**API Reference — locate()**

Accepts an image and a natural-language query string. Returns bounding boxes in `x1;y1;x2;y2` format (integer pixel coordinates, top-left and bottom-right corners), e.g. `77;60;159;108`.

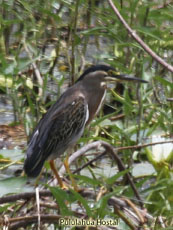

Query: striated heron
24;64;147;187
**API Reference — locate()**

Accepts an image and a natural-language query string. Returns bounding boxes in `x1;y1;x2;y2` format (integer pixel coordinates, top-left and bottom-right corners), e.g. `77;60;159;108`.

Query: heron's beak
107;70;148;83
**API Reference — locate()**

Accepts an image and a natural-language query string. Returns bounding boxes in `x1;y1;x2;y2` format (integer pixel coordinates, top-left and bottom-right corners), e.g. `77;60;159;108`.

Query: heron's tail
23;148;45;177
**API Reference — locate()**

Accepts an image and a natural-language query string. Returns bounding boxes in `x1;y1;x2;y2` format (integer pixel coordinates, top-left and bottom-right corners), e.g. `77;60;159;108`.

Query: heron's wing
43;96;88;154
24;96;88;177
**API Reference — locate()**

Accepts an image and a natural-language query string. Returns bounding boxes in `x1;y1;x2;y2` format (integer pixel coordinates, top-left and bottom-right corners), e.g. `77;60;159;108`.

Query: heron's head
77;64;147;89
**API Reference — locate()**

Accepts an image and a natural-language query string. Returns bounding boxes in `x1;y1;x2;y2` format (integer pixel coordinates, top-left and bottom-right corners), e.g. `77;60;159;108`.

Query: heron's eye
100;81;107;88
108;70;120;76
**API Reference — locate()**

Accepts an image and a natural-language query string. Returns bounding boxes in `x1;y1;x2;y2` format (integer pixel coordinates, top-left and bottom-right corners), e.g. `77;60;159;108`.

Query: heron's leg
64;155;78;191
49;160;65;188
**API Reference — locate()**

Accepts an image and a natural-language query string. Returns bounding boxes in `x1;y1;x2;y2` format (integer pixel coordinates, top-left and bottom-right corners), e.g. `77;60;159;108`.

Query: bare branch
0;190;52;204
3;214;61;230
59;141;103;175
59;139;173;208
59;139;173;175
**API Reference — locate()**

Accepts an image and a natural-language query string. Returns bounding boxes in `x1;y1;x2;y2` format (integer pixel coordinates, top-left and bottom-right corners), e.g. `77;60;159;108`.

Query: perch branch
60;140;173;175
59;139;173;208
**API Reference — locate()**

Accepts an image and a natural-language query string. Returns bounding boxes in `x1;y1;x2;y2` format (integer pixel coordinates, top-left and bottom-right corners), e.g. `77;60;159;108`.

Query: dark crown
76;64;115;82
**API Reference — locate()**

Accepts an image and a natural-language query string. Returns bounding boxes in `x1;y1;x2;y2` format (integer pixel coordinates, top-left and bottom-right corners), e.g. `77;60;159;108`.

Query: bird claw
60;181;70;190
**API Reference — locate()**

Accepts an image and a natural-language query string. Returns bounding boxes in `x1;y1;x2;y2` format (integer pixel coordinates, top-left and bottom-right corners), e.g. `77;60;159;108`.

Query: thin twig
40;201;58;210
73;150;107;174
99;141;144;208
59;141;104;175
122;198;145;224
108;0;173;73
0;190;52;204
22;35;43;97
167;98;173;102
115;139;173;151
2;214;61;230
35;187;40;230
113;205;135;230
0;160;21;171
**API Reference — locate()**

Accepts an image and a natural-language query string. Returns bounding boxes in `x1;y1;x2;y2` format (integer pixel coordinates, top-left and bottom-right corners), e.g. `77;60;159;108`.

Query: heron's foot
64;156;79;192
49;160;65;188
60;180;70;190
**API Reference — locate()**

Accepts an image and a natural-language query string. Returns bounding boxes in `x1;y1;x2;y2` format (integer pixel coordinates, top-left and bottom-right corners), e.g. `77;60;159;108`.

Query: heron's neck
84;86;106;125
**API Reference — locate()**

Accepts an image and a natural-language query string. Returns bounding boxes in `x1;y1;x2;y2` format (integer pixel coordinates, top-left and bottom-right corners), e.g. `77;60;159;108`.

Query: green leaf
106;169;130;185
49;187;73;216
0;204;11;213
137;28;162;41
95;196;108;218
91;112;117;127
123;88;133;116
80;27;108;36
95;191;119;218
17;57;40;72
154;76;173;89
70;189;92;217
73;174;101;186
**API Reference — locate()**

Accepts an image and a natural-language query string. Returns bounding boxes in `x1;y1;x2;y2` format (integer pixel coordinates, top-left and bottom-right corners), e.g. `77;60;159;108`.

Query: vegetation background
0;0;173;229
